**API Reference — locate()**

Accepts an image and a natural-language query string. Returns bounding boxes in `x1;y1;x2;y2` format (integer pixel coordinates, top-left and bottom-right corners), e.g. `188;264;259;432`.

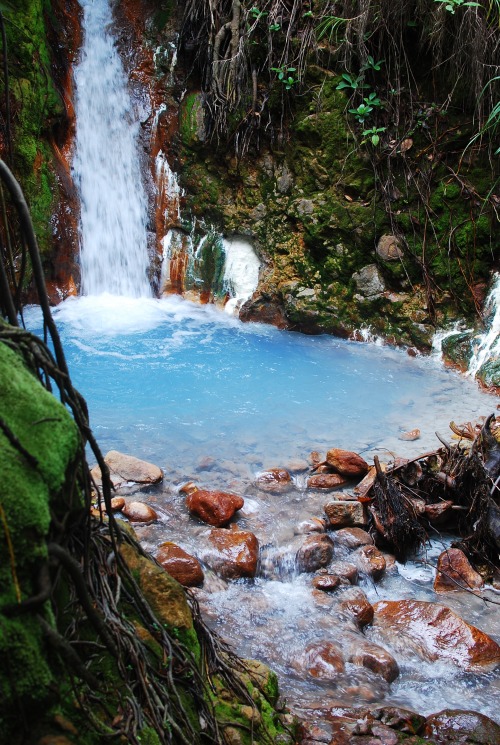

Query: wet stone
338;587;374;627
312;573;341;592
329;561;358;584
325;448;370;477
333;527;373;549
294;517;326;535
156;542;204;587
296;534;334;572
434;547;484;593
354;545;386;580
324;500;367;528
424;709;500;744
122;500;158;523
308;473;347;490
185;487;244;527
255;468;291;491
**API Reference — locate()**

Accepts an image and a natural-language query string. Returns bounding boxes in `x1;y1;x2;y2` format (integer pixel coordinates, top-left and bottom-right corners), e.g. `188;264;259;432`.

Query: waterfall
72;0;151;298
222;237;261;314
468;272;500;376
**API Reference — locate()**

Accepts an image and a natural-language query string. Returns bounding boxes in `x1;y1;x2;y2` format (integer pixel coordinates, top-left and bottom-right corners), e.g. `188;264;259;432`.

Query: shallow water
24;295;500;723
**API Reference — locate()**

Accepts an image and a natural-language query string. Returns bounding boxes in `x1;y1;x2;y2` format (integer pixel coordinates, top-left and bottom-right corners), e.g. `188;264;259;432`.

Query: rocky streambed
91;418;500;744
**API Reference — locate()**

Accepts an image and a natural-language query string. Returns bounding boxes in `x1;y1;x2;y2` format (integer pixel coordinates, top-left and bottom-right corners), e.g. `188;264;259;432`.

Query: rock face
185;488;244;527
372;600;500;671
352;264;386;297
325;448;369;477
296;534;334;572
156;542;204;587
434;547;484;593
92;450;163;485
205;527;259;579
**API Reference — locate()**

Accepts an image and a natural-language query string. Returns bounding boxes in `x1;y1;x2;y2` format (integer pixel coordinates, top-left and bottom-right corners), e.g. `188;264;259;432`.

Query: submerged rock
338;587;374;628
299;640;345;680
255;467;292;491
296;534;334;572
372;599;500;671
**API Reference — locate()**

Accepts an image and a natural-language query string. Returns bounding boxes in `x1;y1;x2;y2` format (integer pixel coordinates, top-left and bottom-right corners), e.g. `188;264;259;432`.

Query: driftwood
357;414;500;569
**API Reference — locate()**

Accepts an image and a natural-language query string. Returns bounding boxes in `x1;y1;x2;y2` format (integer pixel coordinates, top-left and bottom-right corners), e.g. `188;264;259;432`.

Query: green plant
271;66;298;89
349;103;373;122
361;55;384;72
249;6;268;20
364;91;382;107
336;72;365;92
269;22;281;31
434;0;481;12
316;14;349;41
362;126;386;145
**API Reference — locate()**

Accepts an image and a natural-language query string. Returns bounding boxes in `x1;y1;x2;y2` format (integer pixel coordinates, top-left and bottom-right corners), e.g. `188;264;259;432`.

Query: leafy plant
349;103;373;122
249;6;268;20
269;23;281;31
271;66;298;89
336;72;365;92
434;0;481;13
362;126;386;145
364;91;382;107
361;55;384;72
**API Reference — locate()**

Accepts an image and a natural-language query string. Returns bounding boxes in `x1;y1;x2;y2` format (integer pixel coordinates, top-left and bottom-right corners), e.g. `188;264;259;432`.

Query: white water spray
222;237;260;314
72;0;151;297
468;272;500;376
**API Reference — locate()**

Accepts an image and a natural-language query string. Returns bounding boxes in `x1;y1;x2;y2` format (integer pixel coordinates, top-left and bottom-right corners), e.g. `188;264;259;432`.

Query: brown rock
329;561;358;584
97;450;162;484
434;548;484;593
370;706;426;735
376;234;404;261
255;467;291;491
296;534;334;572
205;526;259;579
325;448;369;477
424;709;500;744
324;500;367;528
424;500;453;525
308;473;347;489
372;599;500;671
122;501;158;523
347;637;399;683
333;527;373;548
186;488;244;527
312;573;341;592
339;588;374;627
398;428;420;441
110;496;125;511
156;542;204;587
355;544;386;580
294;517;326;535
301;641;345;679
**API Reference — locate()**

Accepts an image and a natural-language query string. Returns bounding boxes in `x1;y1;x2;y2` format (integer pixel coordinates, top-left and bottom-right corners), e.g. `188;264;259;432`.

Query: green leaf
371;134;380;146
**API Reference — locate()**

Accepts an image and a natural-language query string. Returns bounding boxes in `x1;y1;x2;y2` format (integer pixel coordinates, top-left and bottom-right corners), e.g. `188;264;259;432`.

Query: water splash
72;0;151;297
222;237;261;314
468;272;500;377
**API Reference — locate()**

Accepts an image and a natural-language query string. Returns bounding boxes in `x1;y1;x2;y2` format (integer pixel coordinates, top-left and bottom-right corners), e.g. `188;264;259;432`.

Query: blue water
25;294;497;480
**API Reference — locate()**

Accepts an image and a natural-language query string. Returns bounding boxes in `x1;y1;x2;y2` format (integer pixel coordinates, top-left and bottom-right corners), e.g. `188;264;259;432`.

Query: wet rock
333;527;373;549
110;496;125;511
122;501;158;523
352;264;386;298
329;561;358;584
308;473;348;489
370;706;426;735
205;526;259;579
398;428;420;441
434;547;484;593
346;636;399;683
325;448;370;477
325;500;367;528
372;599;500;671
310;451;323;468
424;500;454;525
354;545;386;580
239;294;290;329
424;709;500;744
296;534;334;572
312;573;341;592
376;234;404;261
255;468;291;491
370;723;399;744
185;487;244;527
300;641;345;679
156;542;204;587
93;450;163;485
294;517;326;535
339;587;374;627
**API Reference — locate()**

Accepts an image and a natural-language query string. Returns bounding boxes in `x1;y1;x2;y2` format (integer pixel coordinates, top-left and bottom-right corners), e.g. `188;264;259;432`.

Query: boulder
424;709;500;744
205;526;259;579
255;468;291;491
376;234;404;261
296;534;334;572
122;501;158;523
325;448;369;477
333;527;373;549
185;487;244;527
354;545;386;580
300;641;345;679
308;473;347;489
352;264;386;297
372;600;500;671
312;573;341;592
346;636;399;683
339;587;374;627
92;450;163;485
156;542;204;587
434;547;484;593
324;500;367;528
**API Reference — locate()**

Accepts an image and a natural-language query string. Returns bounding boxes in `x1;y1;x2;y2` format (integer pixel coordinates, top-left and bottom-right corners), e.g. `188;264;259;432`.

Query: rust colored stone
156;542;204;587
308;473;347;489
434;548;484;593
205;527;259;579
355;545;386;580
325;448;369;477
296;534;334;572
186;489;244;527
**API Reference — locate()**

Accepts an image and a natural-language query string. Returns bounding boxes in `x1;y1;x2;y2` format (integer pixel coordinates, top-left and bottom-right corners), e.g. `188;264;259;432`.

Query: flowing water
47;0;500;728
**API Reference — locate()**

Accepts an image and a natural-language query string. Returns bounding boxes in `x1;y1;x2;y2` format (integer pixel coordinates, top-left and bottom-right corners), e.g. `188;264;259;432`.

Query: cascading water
468;272;500;376
72;0;151;298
